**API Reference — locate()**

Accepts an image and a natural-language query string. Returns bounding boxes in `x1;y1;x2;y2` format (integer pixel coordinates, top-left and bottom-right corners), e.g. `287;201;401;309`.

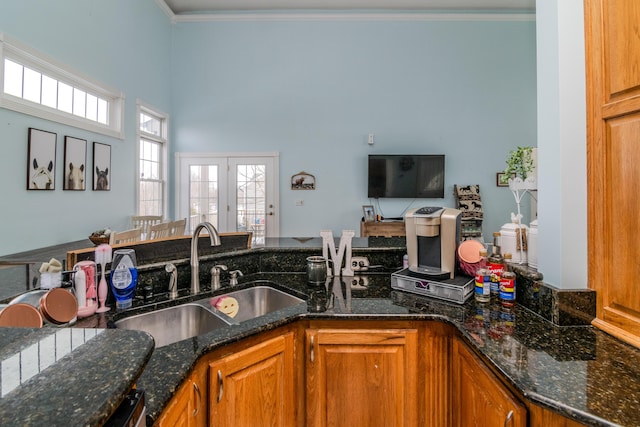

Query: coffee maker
404;207;461;280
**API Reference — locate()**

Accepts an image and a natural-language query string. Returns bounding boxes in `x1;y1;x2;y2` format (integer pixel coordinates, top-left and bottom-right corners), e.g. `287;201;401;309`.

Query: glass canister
306;256;328;284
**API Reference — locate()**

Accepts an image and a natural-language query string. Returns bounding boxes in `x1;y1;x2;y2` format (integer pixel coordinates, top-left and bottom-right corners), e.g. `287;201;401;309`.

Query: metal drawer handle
310;335;315;363
217;369;224;403
192;382;201;416
504;410;514;427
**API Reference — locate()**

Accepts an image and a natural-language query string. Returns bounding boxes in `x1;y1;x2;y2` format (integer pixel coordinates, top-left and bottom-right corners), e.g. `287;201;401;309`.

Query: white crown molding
173;12;535;23
154;0;178;23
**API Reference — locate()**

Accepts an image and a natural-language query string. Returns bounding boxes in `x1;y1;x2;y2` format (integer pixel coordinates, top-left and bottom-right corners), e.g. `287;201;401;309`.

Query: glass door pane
187;164;219;234
235;163;267;244
177;153;278;243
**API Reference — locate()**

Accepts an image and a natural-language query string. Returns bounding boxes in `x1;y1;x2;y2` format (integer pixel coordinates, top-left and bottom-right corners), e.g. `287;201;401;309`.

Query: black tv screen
368;154;445;198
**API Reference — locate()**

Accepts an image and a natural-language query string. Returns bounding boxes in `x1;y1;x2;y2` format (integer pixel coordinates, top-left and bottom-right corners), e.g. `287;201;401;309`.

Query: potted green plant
500;146;536;189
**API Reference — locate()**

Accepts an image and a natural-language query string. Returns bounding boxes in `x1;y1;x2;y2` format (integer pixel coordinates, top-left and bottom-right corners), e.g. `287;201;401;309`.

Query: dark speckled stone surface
1;238;636;427
0;327;153;427
73;270;639;427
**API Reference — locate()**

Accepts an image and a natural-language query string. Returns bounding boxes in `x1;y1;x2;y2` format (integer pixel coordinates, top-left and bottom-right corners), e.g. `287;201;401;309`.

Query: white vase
508;177;537;191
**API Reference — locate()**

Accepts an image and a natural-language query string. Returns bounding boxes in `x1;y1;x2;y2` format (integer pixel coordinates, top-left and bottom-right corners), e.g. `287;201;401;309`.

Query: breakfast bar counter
1;238;639;426
76;271;637;427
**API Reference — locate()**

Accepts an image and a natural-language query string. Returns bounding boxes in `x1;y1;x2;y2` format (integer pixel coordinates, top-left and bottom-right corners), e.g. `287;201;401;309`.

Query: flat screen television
368;154;445;198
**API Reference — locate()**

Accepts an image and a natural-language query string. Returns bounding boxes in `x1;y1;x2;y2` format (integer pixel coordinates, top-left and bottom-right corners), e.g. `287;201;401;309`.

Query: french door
176;153;279;244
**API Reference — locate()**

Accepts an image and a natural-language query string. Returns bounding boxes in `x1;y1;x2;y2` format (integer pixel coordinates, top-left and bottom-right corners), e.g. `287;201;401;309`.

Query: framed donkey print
93;142;111;191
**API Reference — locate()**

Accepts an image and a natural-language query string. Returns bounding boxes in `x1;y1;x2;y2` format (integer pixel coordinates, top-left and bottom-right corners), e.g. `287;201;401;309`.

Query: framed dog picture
63;136;87;191
27;128;57;190
93;142;111;191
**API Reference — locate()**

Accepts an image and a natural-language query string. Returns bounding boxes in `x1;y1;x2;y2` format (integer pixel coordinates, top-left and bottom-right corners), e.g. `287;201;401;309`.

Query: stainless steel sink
115;303;231;348
208;285;305;322
115;285;304;347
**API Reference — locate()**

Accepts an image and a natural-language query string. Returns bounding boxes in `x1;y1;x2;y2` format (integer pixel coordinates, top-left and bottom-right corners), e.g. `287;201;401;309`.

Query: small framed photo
93;142;111;191
291;171;315;190
64;136;87;191
362;205;376;222
27;128;57;190
496;172;515;187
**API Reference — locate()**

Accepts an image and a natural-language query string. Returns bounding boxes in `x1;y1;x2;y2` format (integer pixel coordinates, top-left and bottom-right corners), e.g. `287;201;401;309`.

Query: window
137;103;168;217
0;33;124;138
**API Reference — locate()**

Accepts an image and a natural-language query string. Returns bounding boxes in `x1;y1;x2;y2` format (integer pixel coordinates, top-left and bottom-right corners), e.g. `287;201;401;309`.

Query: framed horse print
27;128;57;190
93;142;111;191
64;136;86;191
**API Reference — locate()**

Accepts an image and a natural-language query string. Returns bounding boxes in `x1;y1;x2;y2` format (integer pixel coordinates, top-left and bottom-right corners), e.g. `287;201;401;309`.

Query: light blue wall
171;18;537;240
0;0;172;256
0;3;537;256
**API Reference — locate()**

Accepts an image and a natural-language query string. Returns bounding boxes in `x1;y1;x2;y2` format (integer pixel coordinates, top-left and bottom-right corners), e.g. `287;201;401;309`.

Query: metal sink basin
115;303;231;348
209;285;305;323
115;285;304;347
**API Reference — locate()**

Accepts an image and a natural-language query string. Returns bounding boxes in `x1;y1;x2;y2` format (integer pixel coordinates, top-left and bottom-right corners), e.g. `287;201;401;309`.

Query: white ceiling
162;0;535;14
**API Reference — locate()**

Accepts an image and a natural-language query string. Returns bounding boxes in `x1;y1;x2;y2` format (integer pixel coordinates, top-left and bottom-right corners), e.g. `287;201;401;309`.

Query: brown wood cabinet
208;333;296;427
156;359;207;427
452;338;526;427
155;319;588;427
360;220;405;237
585;0;640;346
305;327;418;427
528;403;587;427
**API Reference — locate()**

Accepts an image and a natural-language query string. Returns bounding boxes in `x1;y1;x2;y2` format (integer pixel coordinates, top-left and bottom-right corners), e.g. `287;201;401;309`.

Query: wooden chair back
168;218;187;237
131;215;162;238
148;222;170;240
109;228;142;245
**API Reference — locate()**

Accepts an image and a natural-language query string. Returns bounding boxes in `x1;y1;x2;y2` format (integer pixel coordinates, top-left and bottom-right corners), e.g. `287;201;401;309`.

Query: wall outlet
350;277;369;289
351;256;370;271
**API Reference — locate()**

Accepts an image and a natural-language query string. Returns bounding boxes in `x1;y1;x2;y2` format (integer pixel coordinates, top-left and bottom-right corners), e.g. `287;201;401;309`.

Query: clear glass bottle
487;232;504;299
500;252;516;309
474;248;491;303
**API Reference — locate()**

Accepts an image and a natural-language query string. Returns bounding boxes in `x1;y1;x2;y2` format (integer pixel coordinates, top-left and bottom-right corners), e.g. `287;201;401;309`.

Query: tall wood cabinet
585;0;640;346
305;327;418;427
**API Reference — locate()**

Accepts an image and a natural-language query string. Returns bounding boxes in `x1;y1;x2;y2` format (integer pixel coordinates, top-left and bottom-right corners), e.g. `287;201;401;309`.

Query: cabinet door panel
306;328;418;427
586;0;640;346
157;368;206;427
209;333;295;427
452;339;526;427
603;0;640;99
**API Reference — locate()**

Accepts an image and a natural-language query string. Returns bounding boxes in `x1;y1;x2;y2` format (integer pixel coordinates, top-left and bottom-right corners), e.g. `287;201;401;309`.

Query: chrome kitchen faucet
190;222;221;295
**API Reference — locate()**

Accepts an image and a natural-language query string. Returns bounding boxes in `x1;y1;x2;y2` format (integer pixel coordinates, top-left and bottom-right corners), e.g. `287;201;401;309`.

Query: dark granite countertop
76;272;638;427
0;327;154;427
2;238;639;427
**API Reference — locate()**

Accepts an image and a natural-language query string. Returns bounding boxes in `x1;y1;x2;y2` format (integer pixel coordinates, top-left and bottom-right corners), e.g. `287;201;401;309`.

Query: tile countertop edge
0;328;154;427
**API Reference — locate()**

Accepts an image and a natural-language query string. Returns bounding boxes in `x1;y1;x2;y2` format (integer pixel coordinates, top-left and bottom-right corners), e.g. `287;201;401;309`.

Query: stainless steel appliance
405;206;461;279
103;389;145;427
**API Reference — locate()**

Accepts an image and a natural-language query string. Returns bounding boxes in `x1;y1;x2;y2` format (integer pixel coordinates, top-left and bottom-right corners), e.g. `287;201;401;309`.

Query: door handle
504;410;514;427
192;382;201;416
217;370;224;403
